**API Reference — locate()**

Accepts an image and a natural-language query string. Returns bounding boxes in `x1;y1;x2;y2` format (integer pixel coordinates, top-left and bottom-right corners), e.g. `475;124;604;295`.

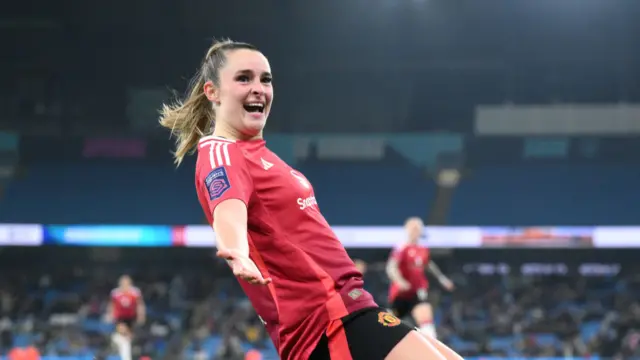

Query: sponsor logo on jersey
377;311;401;327
297;196;317;210
348;289;363;300
205;166;231;200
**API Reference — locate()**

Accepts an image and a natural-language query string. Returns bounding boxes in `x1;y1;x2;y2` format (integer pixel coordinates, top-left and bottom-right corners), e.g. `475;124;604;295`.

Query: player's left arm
105;302;114;323
386;254;411;290
136;290;146;324
427;261;455;291
105;290;116;323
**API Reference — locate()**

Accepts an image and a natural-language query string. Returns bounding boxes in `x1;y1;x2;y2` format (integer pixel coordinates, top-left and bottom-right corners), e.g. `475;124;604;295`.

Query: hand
217;249;272;285
441;278;455;291
396;280;412;291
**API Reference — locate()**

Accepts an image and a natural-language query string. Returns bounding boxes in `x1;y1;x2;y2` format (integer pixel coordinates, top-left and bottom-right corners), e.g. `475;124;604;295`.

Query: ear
203;80;220;103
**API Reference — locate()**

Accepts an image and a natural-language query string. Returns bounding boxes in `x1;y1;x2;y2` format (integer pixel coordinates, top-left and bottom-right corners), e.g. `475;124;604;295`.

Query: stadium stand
0;248;638;359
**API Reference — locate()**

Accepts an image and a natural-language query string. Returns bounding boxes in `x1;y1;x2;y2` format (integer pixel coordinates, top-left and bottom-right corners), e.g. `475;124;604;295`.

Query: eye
236;75;250;83
261;76;272;84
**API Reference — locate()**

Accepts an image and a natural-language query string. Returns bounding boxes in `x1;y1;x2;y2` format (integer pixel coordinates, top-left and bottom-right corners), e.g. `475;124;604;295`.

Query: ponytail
159;72;215;166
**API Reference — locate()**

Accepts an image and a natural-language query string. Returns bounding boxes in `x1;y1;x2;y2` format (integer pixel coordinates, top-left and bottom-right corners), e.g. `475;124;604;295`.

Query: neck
213;122;263;141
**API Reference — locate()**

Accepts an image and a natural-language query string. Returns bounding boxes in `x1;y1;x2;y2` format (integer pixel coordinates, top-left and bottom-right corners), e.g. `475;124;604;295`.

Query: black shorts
309;307;415;360
115;316;136;329
390;291;428;320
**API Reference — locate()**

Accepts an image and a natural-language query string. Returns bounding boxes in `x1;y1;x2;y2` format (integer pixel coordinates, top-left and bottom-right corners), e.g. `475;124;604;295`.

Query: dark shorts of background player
390;292;428;320
115;316;136;330
309;307;415;360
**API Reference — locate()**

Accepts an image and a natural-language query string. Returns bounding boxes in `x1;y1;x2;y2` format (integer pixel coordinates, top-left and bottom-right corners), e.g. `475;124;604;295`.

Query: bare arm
136;297;146;324
213;199;250;257
105;302;114;322
214;199;270;285
428;261;454;290
386;258;410;288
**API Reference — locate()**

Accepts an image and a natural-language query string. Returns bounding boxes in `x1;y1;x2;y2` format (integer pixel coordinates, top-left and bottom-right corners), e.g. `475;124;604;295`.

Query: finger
237;270;259;281
216;249;234;259
255;277;272;285
253;272;272;284
231;266;246;277
247;272;264;283
249;277;271;285
243;272;271;285
235;269;252;279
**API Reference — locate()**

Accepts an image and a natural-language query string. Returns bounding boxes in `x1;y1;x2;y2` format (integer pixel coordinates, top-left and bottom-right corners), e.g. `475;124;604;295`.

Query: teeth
247;103;264;108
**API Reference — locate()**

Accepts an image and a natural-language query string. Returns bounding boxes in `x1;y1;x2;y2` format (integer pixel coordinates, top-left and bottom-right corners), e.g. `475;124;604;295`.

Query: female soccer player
387;217;454;338
106;275;145;360
159;38;463;360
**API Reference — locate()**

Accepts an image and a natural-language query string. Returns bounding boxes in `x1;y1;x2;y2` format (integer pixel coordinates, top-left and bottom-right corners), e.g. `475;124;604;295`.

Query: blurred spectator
214;333;245;360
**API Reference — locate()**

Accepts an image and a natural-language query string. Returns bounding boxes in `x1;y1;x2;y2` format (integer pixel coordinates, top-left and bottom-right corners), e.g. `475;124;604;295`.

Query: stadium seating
0;159;434;225
0;256;635;359
450;164;640;225
299;160;435;225
0;161;201;224
4;160;640;227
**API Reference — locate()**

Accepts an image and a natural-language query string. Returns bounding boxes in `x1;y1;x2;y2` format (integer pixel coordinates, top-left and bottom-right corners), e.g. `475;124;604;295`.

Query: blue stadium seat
450;164;640;225
0;161;201;224
299;161;434;225
0;160;433;225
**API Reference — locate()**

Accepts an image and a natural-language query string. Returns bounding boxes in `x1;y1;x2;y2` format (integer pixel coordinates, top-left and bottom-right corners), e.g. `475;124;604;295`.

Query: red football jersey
110;287;141;319
195;136;377;360
388;244;430;302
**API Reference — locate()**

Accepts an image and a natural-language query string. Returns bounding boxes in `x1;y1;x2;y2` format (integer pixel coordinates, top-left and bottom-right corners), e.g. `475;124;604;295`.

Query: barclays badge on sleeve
205;166;231;200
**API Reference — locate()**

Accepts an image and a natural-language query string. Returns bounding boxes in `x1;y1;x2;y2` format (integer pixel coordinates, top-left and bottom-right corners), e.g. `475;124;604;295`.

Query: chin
242;123;266;137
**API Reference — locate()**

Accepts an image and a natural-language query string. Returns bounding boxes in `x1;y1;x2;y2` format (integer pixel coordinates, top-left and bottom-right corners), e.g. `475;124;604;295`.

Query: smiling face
203;48;273;139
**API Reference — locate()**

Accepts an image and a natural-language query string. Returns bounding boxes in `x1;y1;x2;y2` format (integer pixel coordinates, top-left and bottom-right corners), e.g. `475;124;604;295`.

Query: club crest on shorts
377;311;400;327
205;166;231;200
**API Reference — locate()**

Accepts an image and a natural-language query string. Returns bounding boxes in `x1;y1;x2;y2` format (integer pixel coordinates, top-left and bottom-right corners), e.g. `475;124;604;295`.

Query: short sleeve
390;246;406;262
196;140;254;215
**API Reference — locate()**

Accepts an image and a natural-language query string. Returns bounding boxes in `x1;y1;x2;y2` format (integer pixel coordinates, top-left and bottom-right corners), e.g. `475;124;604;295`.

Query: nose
250;80;266;95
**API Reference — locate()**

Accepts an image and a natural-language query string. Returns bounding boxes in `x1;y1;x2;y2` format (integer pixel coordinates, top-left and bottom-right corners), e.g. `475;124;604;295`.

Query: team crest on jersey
377;311;401;327
205;166;231;200
348;289;363;300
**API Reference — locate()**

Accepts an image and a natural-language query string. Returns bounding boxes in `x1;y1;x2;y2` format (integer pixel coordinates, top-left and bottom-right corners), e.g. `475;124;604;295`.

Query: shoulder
195;137;253;186
197;136;244;169
110;288;119;297
132;287;142;297
391;245;407;258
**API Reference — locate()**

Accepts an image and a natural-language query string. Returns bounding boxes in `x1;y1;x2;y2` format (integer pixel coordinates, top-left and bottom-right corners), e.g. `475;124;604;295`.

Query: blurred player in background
106;275;145;360
386;217;454;338
354;259;368;274
160;38;463;360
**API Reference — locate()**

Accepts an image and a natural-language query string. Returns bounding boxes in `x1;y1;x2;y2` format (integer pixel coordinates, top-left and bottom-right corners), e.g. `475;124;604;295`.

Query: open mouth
243;103;265;114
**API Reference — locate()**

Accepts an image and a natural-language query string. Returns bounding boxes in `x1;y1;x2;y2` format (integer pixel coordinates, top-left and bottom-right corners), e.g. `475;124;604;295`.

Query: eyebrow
236;69;272;77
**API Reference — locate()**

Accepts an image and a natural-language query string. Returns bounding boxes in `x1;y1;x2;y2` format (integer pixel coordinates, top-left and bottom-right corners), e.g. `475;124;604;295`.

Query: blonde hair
404;216;424;227
159;38;258;165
